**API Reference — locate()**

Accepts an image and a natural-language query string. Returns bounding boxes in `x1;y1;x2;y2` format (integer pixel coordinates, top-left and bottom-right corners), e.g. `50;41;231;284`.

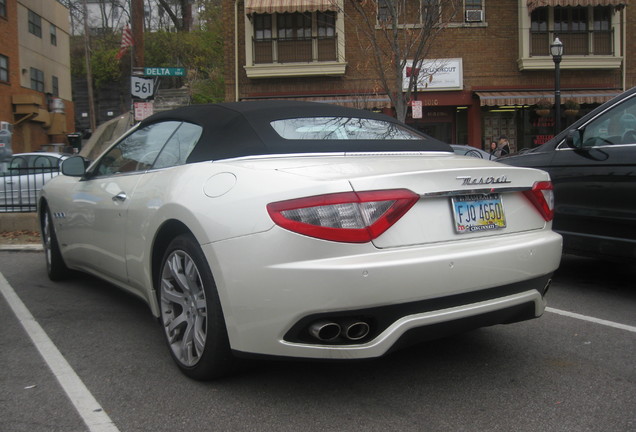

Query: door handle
112;192;127;202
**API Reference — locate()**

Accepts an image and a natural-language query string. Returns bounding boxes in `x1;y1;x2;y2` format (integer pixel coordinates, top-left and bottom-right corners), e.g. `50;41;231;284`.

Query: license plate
452;193;506;234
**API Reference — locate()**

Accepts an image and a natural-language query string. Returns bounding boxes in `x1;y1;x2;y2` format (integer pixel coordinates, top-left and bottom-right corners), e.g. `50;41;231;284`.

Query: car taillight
523;181;554;221
267;189;419;243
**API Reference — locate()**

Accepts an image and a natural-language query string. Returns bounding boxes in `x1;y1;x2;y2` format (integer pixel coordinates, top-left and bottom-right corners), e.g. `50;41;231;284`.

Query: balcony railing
253;35;338;64
530;30;614;57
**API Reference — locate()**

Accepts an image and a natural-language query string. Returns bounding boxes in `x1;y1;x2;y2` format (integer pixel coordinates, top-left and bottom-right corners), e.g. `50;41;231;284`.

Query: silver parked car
450;144;497;160
39;102;562;379
0;152;68;212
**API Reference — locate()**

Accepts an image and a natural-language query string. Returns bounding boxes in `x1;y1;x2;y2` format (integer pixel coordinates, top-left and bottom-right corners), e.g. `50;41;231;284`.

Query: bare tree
155;0;193;31
342;0;460;123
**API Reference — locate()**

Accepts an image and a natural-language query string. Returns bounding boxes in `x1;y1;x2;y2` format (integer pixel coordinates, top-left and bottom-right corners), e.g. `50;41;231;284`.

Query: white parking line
0;273;120;432
546;307;636;333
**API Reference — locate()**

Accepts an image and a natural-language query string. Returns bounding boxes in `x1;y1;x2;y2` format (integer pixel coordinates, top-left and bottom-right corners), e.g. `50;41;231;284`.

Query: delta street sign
144;67;186;77
131;76;154;99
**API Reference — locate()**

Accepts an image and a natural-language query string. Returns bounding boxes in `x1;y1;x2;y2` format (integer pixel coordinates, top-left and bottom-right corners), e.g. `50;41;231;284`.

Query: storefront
475;89;621;152
407;90;473;145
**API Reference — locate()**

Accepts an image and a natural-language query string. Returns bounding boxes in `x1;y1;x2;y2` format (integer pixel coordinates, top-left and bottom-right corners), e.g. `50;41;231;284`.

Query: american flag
115;24;134;60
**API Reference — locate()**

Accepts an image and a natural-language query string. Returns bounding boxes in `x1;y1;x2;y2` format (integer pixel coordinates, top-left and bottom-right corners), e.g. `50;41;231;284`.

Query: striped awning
244;95;392;109
245;0;340;14
475;90;621;106
527;0;627;12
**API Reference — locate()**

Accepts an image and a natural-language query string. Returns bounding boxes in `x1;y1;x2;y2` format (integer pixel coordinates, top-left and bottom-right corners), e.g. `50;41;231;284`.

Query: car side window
581;96;636;147
32;156;58;169
94;121;181;176
152;122;202;169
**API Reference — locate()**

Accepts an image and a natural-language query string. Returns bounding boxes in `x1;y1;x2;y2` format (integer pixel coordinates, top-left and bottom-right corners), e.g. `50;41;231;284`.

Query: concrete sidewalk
0;243;43;251
0;213;42;251
0;212;39;232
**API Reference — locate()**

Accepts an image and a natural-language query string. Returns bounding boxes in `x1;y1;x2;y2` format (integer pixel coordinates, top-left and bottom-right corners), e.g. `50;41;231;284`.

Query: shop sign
403;58;463;91
412;100;422;119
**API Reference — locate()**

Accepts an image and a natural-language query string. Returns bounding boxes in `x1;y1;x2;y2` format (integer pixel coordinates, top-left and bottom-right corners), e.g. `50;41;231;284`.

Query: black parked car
501;87;636;262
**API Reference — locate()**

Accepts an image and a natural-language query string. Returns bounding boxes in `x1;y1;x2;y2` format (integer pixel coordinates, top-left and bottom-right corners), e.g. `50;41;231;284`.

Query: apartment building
0;0;74;155
223;0;634;151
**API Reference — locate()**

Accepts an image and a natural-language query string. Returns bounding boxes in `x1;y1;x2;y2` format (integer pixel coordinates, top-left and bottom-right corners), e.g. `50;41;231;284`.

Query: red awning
527;0;627;12
475;90;621;106
245;0;340;14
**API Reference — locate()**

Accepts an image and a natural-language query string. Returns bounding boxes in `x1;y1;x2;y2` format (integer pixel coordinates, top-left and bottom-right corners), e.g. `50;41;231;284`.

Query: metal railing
530;30;614;57
0;165;60;213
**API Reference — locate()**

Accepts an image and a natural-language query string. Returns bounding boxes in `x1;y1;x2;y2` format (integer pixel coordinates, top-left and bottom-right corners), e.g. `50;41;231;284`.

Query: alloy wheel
160;250;208;367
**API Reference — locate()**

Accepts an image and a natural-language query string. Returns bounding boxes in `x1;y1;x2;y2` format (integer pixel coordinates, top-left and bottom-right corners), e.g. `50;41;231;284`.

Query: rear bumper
204;229;562;359
236;283;547;360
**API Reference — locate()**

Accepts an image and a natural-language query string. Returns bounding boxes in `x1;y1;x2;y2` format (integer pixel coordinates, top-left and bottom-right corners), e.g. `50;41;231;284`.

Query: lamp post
550;37;564;135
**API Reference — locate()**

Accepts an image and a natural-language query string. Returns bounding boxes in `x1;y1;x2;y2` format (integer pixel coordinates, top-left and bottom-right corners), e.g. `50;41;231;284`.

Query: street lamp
550;37;564;135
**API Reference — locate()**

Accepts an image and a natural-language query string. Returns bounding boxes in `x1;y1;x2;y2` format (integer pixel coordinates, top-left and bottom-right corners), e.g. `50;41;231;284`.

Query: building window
52;76;59;97
30;67;44;92
50;24;57;46
277;13;312;62
252;11;337;64
377;0;441;26
0;55;8;82
464;0;483;22
530;6;613;56
0;0;6;18
28;10;42;38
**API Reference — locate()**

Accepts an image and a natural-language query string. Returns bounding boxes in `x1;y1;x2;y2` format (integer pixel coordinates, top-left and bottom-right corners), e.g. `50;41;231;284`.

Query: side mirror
61;156;88;177
565;129;583;149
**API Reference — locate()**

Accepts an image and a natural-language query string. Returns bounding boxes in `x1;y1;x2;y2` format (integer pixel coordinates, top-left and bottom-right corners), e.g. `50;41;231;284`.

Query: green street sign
144;67;186;77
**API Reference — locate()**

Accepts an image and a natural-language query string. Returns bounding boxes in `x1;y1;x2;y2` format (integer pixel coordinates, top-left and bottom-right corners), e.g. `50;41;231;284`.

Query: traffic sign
144;67;186;77
134;101;154;121
131;76;154;99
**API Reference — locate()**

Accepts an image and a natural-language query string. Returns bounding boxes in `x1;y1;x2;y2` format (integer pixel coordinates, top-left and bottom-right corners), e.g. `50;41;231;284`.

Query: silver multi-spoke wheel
160;250;208;367
158;234;235;379
41;206;68;281
161;250;207;366
42;209;53;269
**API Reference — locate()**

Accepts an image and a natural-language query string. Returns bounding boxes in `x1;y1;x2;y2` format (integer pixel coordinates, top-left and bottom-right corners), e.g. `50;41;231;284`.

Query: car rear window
271;117;422;141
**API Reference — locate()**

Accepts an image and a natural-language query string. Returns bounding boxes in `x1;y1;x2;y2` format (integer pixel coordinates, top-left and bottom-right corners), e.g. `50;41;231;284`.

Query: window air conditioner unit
0;122;12;133
465;9;483;22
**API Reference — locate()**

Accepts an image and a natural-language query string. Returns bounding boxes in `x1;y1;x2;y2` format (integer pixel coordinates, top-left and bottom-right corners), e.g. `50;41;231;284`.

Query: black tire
41;205;69;281
158;234;235;380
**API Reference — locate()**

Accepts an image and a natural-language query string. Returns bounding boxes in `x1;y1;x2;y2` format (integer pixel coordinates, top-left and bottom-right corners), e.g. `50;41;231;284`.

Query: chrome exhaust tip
343;321;370;341
309;321;341;341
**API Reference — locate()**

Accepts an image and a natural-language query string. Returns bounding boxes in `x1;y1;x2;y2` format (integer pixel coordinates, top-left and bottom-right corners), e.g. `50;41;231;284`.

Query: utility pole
131;0;144;68
81;0;96;132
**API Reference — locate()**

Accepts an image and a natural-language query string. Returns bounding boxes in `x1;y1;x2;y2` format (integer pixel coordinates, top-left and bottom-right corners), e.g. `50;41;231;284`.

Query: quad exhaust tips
309;319;371;342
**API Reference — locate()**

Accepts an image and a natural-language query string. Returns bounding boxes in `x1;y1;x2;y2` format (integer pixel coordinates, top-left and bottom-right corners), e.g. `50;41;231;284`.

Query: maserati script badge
456;175;512;186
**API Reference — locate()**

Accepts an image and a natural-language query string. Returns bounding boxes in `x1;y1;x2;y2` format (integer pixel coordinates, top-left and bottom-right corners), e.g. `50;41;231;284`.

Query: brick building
0;0;74;156
223;0;634;151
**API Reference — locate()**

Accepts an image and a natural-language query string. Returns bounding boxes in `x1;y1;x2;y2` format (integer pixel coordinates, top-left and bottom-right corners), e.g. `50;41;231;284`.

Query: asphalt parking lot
1;251;635;432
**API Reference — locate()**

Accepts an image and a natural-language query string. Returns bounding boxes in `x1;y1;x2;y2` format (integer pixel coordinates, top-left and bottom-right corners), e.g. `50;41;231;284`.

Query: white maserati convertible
39;101;562;380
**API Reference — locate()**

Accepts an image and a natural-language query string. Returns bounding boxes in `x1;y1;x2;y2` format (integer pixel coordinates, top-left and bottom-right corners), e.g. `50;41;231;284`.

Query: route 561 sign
131;76;154;100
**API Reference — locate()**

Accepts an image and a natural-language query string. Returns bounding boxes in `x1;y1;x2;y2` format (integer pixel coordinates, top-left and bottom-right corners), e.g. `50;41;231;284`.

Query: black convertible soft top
138;100;452;163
